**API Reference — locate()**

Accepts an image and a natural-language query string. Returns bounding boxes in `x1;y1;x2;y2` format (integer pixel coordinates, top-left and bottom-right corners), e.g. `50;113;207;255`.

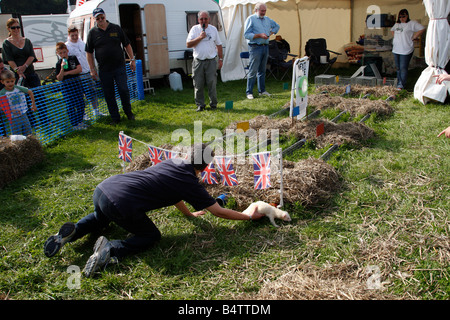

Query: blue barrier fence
0;60;144;145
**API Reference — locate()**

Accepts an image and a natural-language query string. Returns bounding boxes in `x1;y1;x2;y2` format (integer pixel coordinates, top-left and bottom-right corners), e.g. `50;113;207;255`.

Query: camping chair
240;51;250;79
267;39;296;80
305;38;341;76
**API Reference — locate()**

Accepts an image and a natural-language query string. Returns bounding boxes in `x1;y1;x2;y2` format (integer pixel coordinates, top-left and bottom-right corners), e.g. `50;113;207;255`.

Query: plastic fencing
0;60;144;146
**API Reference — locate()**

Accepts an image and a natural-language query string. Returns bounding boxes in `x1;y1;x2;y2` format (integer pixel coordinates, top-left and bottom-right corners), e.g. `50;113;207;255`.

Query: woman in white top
391;9;425;90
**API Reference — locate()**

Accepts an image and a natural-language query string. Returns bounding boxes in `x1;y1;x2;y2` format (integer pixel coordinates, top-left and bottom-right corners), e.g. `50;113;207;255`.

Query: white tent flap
414;0;450;104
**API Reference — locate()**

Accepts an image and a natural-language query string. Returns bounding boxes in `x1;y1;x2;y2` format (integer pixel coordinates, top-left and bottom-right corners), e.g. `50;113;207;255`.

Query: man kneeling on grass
44;143;264;277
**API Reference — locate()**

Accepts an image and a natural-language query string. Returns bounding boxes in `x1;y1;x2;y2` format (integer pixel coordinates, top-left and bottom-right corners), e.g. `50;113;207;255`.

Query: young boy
66;25;104;119
55;42;87;130
0;69;37;136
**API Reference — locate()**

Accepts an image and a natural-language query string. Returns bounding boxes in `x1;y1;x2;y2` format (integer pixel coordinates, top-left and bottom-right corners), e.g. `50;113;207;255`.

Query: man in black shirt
85;8;135;125
44;144;264;277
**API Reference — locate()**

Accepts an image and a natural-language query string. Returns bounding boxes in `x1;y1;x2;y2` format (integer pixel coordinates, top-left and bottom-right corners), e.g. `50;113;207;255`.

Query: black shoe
196;106;205;112
44;222;76;257
126;113;135;121
210;105;217;110
83;236;115;278
109;119;121;125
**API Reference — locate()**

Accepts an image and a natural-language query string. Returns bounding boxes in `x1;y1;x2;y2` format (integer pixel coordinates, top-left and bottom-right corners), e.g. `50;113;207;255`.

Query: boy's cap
93;8;105;17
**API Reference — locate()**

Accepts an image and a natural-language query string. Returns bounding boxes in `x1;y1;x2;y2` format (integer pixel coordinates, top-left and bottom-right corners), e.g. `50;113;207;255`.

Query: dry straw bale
201;157;341;210
315;84;398;97
288;118;375;148
0;135;44;189
229;115;375;149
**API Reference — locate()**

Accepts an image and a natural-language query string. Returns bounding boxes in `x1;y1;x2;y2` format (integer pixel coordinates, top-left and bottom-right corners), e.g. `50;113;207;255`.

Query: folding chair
305;38;341;76
267;39;296;80
240;51;250;79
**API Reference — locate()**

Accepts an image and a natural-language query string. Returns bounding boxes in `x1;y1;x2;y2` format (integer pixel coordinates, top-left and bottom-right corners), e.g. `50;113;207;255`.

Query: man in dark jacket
85;8;135;125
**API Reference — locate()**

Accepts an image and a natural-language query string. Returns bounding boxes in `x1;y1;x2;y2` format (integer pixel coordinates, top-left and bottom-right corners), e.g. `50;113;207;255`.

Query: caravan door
144;4;169;77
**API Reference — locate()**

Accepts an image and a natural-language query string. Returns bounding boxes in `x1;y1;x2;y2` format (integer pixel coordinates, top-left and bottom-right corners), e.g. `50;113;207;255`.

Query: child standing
55;42;86;130
0;69;36;136
65;25;104;119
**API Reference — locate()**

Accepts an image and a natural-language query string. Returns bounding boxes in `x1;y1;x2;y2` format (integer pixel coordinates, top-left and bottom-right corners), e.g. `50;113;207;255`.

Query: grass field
0;72;449;300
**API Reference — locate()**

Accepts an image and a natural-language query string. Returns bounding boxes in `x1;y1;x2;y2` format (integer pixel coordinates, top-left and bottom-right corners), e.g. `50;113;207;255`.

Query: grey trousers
192;58;218;108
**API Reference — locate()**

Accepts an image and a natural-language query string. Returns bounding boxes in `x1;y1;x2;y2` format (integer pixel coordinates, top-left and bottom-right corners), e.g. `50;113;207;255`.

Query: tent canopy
220;0;428;82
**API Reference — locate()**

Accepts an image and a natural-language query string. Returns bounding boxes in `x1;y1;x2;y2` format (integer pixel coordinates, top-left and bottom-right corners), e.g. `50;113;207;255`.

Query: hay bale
203;157;341;210
288;119;375;148
0;135;44;189
308;93;394;116
228;115;375;149
315;84;398;97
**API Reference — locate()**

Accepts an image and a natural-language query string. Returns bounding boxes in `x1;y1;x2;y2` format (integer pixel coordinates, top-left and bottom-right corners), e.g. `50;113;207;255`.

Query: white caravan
68;0;226;79
0;14;70;79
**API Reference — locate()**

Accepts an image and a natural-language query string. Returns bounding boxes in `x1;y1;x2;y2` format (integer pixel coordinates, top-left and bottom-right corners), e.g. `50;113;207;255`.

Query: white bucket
10;135;27;141
169;72;183;91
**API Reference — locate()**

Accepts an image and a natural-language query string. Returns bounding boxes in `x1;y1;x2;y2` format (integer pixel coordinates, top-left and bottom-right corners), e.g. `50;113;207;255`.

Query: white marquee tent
220;0;429;82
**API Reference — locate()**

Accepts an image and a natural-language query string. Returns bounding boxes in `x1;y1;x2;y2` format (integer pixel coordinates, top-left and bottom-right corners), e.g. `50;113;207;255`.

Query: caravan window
186;12;222;32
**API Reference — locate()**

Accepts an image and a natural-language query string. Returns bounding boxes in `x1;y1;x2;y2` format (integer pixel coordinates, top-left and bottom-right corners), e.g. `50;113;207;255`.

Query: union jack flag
201;162;219;184
164;150;176;160
148;146;164;165
251;152;271;189
118;133;132;162
215;156;239;186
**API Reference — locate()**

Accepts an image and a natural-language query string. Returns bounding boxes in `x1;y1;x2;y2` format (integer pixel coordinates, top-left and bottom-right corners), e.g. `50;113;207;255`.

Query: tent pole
350;0;354;42
296;1;302;56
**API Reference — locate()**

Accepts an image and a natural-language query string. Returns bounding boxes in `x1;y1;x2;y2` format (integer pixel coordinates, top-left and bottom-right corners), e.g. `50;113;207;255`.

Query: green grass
0;75;449;300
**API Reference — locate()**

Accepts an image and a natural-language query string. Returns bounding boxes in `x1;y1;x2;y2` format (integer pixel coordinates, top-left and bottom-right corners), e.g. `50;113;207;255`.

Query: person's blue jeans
62;77;85;127
246;44;269;95
98;65;133;121
18;72;50;128
394;52;413;89
70;187;161;258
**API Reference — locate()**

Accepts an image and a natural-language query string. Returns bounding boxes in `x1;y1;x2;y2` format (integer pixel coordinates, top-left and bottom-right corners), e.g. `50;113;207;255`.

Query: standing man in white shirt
187;11;223;112
65;25;104;118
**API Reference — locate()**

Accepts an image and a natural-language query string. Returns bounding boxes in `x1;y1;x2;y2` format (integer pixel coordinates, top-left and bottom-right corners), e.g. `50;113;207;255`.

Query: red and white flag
201;162;219;185
215;156;239;186
118;133;132;163
251;152;271;189
148;146;164;165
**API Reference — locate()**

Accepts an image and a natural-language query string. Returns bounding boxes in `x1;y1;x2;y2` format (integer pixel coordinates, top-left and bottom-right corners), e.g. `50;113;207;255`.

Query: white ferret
243;201;291;227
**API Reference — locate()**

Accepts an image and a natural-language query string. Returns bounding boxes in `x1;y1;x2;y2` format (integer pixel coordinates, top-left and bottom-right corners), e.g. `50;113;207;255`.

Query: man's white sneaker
73;123;87;131
259;91;272;97
246;94;254;100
